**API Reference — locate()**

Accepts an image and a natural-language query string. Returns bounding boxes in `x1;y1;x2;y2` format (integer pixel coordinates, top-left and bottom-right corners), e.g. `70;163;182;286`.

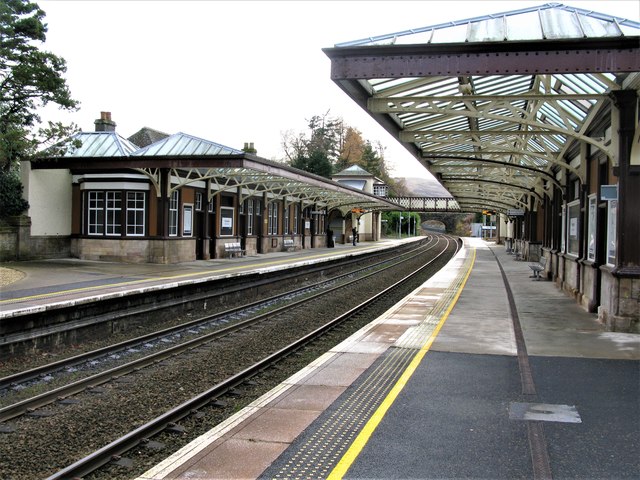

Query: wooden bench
224;242;245;258
283;239;295;252
529;256;547;280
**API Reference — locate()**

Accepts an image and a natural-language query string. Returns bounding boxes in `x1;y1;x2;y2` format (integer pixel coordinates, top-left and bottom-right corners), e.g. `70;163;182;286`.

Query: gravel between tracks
0;240;457;479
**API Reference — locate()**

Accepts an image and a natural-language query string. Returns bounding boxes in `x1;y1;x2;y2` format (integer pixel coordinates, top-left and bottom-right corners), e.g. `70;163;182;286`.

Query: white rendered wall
23;162;72;236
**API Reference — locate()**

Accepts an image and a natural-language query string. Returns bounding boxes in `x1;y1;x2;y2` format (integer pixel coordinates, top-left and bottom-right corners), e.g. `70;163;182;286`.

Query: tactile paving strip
267;249;474;479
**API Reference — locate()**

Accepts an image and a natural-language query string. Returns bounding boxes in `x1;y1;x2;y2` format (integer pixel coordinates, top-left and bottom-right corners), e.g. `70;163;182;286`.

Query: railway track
0;234;460;480
0;236;436;420
0;238;425;367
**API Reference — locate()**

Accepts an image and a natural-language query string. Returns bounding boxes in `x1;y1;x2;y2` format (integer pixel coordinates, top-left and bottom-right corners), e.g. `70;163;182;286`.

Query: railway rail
0;238;425;364
0;236;435;420
0;234;460;480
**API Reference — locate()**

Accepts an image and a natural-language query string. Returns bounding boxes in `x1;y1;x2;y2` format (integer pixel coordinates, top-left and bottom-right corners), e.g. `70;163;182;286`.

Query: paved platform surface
0;239;400;316
133;237;639;480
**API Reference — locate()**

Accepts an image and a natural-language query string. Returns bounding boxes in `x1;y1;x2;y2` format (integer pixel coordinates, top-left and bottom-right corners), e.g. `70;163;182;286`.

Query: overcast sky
37;0;639;179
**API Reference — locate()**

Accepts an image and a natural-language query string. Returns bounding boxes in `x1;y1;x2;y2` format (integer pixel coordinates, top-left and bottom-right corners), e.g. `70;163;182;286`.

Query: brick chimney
242;142;257;154
94;111;116;132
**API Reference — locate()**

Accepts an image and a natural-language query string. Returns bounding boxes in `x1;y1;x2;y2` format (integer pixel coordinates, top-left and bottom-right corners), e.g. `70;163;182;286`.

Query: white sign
507;209;524;216
222;218;232;228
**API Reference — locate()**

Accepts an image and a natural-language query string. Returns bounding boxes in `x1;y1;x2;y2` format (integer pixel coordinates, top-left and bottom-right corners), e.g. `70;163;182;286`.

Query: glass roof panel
541;8;586;39
467;17;506;42
336;3;639;47
505;11;545;40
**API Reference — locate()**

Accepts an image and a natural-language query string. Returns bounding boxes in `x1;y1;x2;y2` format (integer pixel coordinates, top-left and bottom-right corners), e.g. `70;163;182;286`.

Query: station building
17;112;398;264
8;3;639;333
331;165;387;244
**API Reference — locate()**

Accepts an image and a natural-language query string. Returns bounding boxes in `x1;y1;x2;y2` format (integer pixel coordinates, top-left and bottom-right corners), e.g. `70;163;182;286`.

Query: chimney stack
94;111;116;132
243;142;257;154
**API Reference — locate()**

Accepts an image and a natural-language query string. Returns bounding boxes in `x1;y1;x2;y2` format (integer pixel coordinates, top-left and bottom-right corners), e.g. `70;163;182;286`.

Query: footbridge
384;196;460;213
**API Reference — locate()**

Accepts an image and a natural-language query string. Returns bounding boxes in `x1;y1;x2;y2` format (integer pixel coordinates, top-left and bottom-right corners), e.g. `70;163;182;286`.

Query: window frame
88;191;105;236
268;202;278;235
220;206;234;236
169;190;179;237
105;191;122;236
283;204;290;235
126;191;145;236
566;200;580;256
247;199;254;235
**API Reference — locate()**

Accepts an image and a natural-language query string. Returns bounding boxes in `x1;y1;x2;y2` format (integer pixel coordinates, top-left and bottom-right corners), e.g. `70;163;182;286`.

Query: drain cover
509;402;581;423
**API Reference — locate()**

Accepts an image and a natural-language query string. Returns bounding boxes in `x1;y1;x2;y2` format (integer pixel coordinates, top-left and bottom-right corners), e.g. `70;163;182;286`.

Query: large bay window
85;190;145;237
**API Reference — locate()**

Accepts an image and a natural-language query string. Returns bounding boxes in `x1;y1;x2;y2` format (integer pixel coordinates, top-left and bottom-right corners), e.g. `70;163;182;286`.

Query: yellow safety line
327;246;477;480
0;245;379;305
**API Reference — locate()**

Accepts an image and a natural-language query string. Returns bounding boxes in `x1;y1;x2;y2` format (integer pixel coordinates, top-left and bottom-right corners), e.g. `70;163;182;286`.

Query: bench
224;242;245;258
529;256;547;281
283;239;295;252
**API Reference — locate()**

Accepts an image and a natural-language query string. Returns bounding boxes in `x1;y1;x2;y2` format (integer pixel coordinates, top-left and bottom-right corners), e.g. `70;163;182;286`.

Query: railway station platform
129;236;638;480
0;238;406;316
2;237;638;479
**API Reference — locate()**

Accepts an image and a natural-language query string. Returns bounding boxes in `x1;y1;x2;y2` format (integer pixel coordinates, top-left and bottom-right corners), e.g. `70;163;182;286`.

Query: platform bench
224;242;245;258
529;256;547;281
283;239;295;252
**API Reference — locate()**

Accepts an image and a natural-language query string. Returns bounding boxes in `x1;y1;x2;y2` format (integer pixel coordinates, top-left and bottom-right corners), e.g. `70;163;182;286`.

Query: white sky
37;0;639;179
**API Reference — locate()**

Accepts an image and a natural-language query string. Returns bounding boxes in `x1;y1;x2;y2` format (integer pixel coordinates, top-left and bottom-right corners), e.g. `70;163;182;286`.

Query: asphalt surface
261;238;639;480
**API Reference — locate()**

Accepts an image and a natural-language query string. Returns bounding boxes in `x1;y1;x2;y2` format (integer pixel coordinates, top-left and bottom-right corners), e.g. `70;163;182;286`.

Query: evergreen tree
290;149;333;178
361;140;387;179
0;170;28;217
0;0;79;173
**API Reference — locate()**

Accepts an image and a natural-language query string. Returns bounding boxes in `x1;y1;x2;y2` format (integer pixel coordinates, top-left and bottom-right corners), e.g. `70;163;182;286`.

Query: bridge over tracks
384;196;460;213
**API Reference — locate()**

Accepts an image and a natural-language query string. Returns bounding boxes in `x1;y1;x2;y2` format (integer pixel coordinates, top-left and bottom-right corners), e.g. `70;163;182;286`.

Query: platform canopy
323;2;640;214
32;131;400;213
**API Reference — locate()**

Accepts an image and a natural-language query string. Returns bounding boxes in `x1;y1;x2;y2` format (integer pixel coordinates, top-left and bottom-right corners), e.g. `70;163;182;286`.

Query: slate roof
128;127;170;148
